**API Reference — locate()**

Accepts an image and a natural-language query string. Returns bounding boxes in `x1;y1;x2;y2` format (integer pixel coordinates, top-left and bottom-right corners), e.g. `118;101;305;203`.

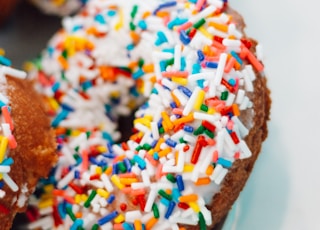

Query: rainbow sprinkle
27;0;264;229
0;52;26;206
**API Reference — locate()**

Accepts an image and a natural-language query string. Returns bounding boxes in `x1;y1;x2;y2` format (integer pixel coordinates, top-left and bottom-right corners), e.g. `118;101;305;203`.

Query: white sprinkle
0;165;10;173
0;190;5;198
239;96;250;110
0;66;27;79
183;86;201;116
235;89;245;104
57;168;75;189
238;140;252;159
144;188;157;212
214;167;228;185
100;173;114;192
174;44;182;71
213;53;228;86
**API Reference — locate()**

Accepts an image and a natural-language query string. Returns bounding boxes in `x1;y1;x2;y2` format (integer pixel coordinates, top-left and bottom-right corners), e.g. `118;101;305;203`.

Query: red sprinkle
191;135;208;164
0;204;9;214
177;202;190;210
230;132;240;144
120;203;127;211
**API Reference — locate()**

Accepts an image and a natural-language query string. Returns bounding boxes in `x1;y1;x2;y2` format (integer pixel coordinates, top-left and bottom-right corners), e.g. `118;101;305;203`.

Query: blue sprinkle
58;202;66;219
179;30;191;45
138;20;147;30
74;170;81;179
172;188;181;202
197;79;205;88
51;82;60;92
159;60;167;72
61;103;74;112
0;181;4;189
197;50;205;61
70;219;84;230
82;81;93;91
170;102;177;109
181;57;186;70
127;43;135;51
167;18;188;29
107;10;116;17
0;101;6;108
177;85;192;97
51;109;69;127
123;158;132;172
150;140;158;148
165;138;177;148
153;1;177;14
95;14;106;24
217;158;233;168
122;222;134;230
97;211;118;225
132;68;145;79
162;48;175;53
176;175;184;191
228;78;236;86
0;56;11;66
0;157;14;166
153;152;159;160
72;25;83;32
155;31;168;46
192;63;201;74
107;194;116;204
205;62;218;68
160;197;170;206
102;132;113;143
165;201;176;219
133;155;146;170
112;163;118;174
230;51;243;65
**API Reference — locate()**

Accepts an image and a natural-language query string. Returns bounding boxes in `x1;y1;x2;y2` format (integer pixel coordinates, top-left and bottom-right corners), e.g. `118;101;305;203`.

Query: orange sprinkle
208;22;228;33
212;150;219;163
99;66;117;82
122;187;132;194
206;164;214;176
118;172;137;178
75;212;82;219
142;64;154;73
58;56;68;70
173;113;194;127
179;194;198;202
130;31;141;44
232;104;240;116
134;220;143;230
81;150;89;172
113;224;124;230
146;217;158;230
156;11;169;18
161;111;174;130
119;178;138;185
142;11;151;19
154;138;164;152
144;153;158;167
195;177;211;185
131;188;146;196
105;166;113;175
158;147;172;158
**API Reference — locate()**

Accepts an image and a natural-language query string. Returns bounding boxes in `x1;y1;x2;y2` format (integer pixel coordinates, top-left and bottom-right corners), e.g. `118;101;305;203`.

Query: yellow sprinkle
48;97;60;111
111;175;125;190
120;177;138;185
0;174;2;180
189;202;200;213
183;164;194;172
134;117;151;128
172;77;188;86
80;194;88;202
198;27;213;40
43;184;54;193
97;188;109;198
97;145;107;153
207;107;216;114
0;48;5;56
38;199;54;209
193;89;205;110
115;9;124;30
0;136;8;162
75;194;82;204
114;213;125;224
95;166;103;175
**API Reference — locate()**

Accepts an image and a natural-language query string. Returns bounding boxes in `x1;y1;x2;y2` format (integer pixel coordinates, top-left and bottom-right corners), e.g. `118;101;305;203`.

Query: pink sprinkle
1;106;13;130
176;21;193;32
8;134;17;149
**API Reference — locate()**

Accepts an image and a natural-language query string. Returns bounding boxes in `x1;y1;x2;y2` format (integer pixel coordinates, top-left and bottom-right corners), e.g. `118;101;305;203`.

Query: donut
29;0;86;16
26;0;271;229
0;52;56;229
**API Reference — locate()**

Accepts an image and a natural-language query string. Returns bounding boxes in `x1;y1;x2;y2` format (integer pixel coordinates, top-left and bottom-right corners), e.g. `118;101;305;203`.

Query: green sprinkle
159;127;165;134
62;50;68;59
91;224;99;230
152;203;160;219
158;189;172;201
142;143;152;150
221;91;229;100
84;190;97;208
200;104;208;112
118;162;127;173
204;129;214;138
129;21;136;31
199;212;206;230
130;5;138;19
138;58;145;67
166;173;176;183
179;137;187;144
66;206;76;221
194;125;205;135
61;71;67;81
135;145;143;151
86;131;91;139
66;129;72;136
193;18;206;29
166;58;174;66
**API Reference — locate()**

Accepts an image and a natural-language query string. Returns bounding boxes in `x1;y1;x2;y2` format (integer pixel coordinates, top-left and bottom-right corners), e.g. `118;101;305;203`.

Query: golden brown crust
0;76;57;230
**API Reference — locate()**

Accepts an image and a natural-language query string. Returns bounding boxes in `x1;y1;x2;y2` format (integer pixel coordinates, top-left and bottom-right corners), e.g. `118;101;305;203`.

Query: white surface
1;0;319;229
228;0;320;229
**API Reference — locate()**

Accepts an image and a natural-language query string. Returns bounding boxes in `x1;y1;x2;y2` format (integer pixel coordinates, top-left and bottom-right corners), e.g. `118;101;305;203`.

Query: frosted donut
0;53;56;229
26;0;271;229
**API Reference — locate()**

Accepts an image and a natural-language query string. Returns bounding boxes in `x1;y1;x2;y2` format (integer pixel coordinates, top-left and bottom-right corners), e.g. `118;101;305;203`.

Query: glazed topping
0;50;27;213
27;0;264;229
